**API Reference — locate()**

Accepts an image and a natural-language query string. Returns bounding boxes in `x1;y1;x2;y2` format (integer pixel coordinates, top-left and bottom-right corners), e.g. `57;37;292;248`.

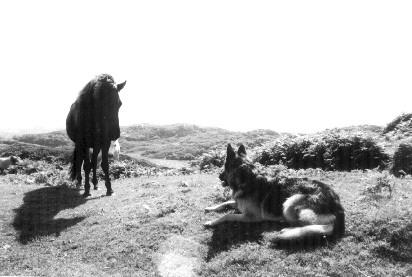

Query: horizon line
0;121;387;137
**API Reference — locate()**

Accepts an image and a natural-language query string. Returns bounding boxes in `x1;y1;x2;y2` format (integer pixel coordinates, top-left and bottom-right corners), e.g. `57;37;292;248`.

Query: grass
1;170;411;276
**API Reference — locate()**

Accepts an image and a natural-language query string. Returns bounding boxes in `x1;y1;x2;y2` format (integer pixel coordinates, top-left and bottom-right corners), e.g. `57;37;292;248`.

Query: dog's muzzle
219;171;228;187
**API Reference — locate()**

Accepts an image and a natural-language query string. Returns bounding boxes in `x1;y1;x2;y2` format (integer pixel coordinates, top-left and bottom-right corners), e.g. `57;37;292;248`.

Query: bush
193;149;226;171
254;133;389;171
391;143;412;177
0;143;72;164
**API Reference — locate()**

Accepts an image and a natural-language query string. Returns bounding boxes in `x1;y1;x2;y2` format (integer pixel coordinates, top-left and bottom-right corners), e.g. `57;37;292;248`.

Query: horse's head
10;155;21;165
94;74;126;141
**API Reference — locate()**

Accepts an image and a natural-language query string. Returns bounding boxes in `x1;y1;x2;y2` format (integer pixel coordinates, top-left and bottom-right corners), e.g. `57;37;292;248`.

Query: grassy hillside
1;115;412;276
1;171;411;276
10;124;279;161
383;113;412;136
12;131;73;148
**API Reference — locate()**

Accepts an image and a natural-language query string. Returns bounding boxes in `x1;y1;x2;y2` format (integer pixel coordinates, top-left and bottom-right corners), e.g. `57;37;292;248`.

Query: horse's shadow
13;186;87;244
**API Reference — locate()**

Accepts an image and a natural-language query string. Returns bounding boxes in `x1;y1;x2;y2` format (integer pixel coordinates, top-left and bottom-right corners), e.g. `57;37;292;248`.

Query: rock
180;181;189;187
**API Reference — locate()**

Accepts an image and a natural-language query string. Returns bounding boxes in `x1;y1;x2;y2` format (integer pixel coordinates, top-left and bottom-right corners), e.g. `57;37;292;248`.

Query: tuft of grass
362;171;395;199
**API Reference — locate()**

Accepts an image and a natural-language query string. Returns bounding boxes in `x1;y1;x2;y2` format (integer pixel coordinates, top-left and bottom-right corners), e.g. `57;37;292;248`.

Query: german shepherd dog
204;144;345;242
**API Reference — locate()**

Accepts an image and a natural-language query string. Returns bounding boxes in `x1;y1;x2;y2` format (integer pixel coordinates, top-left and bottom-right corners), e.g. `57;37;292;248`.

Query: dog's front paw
204;207;215;213
203;220;215;228
279;227;293;234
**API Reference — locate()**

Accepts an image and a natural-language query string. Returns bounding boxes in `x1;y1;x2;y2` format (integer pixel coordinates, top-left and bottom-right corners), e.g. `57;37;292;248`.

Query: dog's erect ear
227;144;235;160
117;81;127;92
238;144;246;156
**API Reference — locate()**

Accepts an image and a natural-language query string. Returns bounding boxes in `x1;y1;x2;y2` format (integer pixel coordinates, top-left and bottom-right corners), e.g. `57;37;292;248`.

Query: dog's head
219;144;255;192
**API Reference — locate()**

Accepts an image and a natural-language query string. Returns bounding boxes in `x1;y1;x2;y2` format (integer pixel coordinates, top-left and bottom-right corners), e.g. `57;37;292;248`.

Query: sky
1;1;411;134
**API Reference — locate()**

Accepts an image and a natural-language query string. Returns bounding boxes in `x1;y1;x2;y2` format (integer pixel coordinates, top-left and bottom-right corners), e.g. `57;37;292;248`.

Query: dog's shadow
205;216;338;261
205;219;284;261
13;186;87;244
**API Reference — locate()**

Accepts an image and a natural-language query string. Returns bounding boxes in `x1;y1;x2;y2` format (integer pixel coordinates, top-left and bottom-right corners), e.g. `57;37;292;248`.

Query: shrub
196;150;226;171
391;143;412;177
254;133;389;171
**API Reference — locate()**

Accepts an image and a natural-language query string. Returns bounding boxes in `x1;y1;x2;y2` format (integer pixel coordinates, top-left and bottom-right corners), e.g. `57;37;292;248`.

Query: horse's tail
69;148;77;181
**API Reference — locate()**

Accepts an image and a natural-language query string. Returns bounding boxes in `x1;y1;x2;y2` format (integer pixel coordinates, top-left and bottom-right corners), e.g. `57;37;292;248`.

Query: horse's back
66;87;94;144
0;157;11;170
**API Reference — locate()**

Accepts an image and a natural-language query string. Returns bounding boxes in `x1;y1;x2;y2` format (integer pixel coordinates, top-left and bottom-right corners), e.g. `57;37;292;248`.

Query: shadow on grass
206;220;283;261
206;219;342;261
13;186;87;244
373;223;412;263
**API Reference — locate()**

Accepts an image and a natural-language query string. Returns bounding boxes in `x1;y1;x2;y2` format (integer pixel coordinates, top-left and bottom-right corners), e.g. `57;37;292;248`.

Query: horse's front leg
91;147;100;190
101;143;113;196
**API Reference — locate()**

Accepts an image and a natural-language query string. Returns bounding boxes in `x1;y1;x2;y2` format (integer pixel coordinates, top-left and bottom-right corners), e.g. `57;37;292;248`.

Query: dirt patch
156;235;203;277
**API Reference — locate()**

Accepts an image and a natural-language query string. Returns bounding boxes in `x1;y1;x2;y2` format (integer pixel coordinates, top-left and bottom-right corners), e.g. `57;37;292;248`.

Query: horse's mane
77;74;115;99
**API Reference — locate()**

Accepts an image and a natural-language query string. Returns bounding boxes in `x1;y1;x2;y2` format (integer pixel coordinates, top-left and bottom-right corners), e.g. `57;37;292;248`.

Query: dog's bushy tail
275;204;345;245
69;148;77;181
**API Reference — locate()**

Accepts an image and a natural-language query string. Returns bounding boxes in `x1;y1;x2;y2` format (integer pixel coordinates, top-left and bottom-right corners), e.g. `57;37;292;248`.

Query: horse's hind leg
74;146;83;189
91;148;99;190
83;148;92;197
101;144;113;196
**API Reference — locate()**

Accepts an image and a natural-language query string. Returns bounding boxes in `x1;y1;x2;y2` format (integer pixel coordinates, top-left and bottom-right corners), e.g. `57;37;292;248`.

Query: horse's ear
238;144;246;156
227;144;235;160
117;81;127;92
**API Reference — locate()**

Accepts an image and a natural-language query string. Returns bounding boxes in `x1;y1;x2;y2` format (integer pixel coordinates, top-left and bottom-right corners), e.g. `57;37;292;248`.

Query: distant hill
383;113;412;136
8;124;279;161
5;113;412;161
13;131;72;148
120;124;280;160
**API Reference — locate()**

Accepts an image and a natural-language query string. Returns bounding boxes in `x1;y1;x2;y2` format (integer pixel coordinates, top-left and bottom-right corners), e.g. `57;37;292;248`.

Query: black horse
66;74;126;197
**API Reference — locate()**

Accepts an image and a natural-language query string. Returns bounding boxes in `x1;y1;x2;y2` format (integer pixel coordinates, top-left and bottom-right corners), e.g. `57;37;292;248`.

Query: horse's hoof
83;192;91;198
106;190;114;196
